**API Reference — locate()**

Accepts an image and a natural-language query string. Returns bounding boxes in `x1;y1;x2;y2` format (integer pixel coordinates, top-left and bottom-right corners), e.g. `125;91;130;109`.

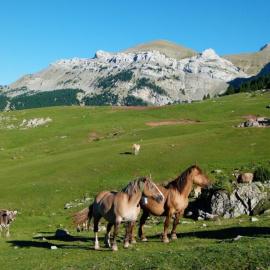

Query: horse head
192;162;212;189
140;176;164;203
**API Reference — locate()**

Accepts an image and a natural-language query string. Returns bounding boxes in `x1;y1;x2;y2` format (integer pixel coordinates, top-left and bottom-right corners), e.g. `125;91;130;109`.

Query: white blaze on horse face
152;182;164;202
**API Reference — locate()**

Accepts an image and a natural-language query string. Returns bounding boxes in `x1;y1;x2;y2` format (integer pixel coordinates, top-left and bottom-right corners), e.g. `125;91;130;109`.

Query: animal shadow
177;226;270;240
119;152;133;155
7;232;97;250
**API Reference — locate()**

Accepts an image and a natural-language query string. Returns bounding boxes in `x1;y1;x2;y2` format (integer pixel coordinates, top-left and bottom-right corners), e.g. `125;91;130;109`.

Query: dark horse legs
138;210;182;243
138;211;150;241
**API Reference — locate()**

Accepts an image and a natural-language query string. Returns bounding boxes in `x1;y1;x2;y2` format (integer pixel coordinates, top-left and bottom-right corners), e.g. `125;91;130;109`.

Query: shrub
253;166;270;183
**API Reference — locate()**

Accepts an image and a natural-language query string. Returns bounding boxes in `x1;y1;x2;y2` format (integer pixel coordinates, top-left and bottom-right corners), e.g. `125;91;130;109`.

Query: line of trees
83;91;148;106
8;89;83;110
97;70;133;89
0;87;149;111
225;74;270;95
83;91;119;106
134;77;168;96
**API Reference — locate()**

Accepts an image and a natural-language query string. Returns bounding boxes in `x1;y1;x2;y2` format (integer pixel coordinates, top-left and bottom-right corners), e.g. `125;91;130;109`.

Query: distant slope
3;40;270;110
120;39;199;60
223;44;270;76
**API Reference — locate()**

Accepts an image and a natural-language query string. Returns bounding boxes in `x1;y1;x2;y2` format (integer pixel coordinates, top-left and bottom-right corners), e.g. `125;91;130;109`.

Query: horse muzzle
155;194;164;203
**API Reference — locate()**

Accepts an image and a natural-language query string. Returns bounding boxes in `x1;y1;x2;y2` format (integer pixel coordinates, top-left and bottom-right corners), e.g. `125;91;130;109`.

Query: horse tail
73;204;93;228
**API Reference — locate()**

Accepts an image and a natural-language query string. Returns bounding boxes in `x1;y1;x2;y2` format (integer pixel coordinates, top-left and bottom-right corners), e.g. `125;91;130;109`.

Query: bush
254;166;270;183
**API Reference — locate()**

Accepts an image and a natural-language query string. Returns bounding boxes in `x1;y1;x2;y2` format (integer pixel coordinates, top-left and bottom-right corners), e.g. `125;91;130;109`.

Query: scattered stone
180;221;194;224
237;117;270;128
55;229;69;237
99;226;106;231
51;246;58;250
198;210;219;221
213;170;222;173
233;235;243;241
250;217;259;222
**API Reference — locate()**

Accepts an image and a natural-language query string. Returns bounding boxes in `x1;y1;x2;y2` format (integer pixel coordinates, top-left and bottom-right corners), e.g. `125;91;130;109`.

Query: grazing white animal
132;144;140;155
0;210;17;237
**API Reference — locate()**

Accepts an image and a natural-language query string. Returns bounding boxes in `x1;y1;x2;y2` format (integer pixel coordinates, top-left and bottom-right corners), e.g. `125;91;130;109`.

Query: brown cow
234;173;253;184
0;210;17;237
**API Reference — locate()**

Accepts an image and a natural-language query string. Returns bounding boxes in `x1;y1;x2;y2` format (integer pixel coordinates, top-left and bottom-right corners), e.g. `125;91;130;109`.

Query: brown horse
73;176;164;251
131;163;212;243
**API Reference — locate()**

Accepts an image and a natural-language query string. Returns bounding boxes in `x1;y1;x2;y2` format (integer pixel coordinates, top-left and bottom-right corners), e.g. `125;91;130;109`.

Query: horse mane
167;165;200;193
122;177;144;200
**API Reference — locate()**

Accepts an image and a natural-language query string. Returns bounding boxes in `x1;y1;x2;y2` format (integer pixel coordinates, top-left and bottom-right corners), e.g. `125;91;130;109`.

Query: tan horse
131;163;212;243
73;176;164;251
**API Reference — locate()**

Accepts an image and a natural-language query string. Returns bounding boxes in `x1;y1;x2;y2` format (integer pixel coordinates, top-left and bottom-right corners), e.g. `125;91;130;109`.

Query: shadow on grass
119;152;133;155
144;226;270;241
7;233;122;251
178;226;270;240
8;227;269;250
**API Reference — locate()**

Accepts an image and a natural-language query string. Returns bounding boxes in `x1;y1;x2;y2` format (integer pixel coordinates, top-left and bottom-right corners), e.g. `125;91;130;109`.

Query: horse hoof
141;237;148;242
94;246;100;250
124;244;132;249
112;246;118;252
131;239;137;244
171;234;177;240
163;238;170;243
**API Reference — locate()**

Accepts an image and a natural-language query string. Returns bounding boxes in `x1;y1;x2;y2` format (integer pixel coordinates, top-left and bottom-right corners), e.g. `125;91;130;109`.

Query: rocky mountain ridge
2;40;269;106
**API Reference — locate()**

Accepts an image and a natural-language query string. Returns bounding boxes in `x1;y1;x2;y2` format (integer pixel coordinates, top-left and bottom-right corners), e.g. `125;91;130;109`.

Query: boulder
55;229;69;237
187;182;270;219
210;183;268;218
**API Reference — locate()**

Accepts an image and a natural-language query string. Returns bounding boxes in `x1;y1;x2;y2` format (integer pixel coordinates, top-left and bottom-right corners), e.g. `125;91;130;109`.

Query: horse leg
93;217;100;250
130;221;137;244
171;212;181;240
6;226;10;238
162;214;173;243
138;211;149;242
123;221;132;249
112;221;120;251
104;223;113;248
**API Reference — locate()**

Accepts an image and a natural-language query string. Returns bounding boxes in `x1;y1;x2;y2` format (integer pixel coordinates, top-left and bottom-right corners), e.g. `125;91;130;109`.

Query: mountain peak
260;43;270;51
120;40;198;60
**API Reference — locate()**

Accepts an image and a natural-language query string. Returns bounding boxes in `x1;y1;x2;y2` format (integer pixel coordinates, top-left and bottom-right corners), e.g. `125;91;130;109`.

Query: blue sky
0;0;269;85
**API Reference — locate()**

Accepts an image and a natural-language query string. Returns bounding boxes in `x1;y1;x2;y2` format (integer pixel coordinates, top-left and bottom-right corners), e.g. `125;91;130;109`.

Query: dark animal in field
0;210;17;237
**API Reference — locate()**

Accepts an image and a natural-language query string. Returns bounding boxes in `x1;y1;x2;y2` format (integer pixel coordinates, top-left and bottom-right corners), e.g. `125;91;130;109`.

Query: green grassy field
0;91;269;269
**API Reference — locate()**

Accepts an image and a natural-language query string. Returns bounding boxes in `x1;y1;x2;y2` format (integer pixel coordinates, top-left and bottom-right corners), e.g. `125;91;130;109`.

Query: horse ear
195;162;198;168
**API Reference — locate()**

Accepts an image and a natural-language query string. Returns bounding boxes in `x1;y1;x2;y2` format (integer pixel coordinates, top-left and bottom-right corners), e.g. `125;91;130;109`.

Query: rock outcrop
186;182;270;219
210;182;269;218
237;117;270;127
2;40;249;106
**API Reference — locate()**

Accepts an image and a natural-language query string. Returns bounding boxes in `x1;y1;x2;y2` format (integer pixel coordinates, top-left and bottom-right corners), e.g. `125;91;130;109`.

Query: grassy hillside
223;49;270;76
0;91;269;269
120;39;199;59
